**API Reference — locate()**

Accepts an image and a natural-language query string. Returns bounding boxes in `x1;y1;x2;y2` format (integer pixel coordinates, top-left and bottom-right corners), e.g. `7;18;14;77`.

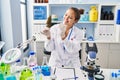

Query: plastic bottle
110;72;118;80
15;59;21;66
22;57;28;66
89;6;98;22
84;12;89;21
35;66;43;80
27;51;37;69
10;59;21;80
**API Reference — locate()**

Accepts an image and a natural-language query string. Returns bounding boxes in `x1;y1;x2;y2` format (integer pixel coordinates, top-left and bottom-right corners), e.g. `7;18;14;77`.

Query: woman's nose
64;16;69;20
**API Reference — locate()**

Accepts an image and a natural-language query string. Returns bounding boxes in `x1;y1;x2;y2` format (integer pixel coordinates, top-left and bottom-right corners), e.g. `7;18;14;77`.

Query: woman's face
63;9;76;28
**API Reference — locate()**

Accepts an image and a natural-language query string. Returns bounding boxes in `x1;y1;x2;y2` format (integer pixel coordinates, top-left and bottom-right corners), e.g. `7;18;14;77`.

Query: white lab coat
44;24;83;68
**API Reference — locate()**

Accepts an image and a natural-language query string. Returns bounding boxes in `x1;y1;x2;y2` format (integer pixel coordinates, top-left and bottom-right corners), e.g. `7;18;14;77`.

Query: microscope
80;43;104;80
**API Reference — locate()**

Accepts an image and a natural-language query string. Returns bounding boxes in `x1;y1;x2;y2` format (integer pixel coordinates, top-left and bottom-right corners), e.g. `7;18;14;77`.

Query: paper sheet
55;67;76;80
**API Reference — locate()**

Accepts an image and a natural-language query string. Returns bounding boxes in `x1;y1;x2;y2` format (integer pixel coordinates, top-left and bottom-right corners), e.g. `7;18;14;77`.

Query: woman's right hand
41;28;51;39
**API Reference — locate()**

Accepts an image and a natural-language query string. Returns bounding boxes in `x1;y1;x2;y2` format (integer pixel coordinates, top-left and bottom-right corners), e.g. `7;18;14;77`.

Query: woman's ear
75;19;78;23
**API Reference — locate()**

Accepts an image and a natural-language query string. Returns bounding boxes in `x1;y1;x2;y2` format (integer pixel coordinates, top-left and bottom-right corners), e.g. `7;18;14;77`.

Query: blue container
41;66;51;76
5;75;17;80
116;10;120;24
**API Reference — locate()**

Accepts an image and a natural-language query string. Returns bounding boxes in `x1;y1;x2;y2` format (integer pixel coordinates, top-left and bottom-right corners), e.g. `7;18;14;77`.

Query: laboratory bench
0;63;119;80
35;41;120;69
53;67;120;80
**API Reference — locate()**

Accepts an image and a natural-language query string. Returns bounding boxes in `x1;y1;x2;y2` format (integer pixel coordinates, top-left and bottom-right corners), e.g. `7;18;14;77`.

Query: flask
22;57;28;66
42;56;48;66
89;6;98;22
41;56;51;76
27;51;37;68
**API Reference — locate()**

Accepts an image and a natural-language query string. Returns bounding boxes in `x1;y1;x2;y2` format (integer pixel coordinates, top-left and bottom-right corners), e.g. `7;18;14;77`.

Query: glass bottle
27;51;37;68
42;56;48;66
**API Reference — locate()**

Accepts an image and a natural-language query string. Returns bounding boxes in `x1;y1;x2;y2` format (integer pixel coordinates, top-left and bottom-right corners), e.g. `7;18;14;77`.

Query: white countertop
82;40;120;44
53;67;120;80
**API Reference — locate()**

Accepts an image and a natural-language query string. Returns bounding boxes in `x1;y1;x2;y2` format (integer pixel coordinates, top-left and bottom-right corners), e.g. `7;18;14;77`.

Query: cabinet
94;4;120;42
32;3;120;42
108;44;120;68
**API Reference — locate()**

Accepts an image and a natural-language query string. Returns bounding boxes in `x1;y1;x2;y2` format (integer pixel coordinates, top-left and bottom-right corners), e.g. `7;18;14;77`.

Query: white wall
27;0;34;38
1;0;13;52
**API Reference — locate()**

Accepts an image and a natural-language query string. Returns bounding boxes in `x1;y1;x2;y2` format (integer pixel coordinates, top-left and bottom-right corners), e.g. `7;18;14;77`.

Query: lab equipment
34;66;43;80
15;59;21;66
84;12;89;21
0;36;36;78
41;66;51;76
80;43;104;80
42;56;48;66
1;36;36;64
5;75;17;80
41;56;51;76
20;68;34;80
28;51;37;68
51;14;58;21
94;71;104;80
50;67;57;80
1;48;22;64
10;59;22;74
89;6;98;22
0;72;4;80
87;36;94;41
0;62;11;76
82;27;87;40
63;77;78;80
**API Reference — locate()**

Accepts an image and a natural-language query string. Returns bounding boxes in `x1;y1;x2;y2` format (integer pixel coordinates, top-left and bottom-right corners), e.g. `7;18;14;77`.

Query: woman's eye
68;16;73;19
64;14;67;17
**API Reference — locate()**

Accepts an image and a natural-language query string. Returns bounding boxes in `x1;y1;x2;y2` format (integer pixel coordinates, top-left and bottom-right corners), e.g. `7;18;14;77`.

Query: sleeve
44;39;55;52
63;28;83;53
44;25;56;52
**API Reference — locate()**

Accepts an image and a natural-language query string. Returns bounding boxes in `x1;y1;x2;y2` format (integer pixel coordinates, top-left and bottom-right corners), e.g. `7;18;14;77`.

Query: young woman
42;7;84;68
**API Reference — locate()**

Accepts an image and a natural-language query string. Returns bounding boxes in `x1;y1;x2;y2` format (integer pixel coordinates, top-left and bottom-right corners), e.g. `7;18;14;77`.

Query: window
20;0;28;51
